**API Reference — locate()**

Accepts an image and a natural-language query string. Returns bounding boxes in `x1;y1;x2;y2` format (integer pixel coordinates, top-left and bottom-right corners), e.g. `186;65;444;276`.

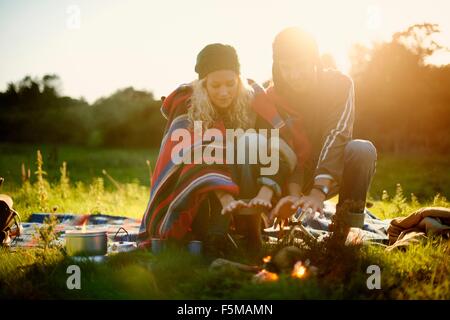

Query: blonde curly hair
187;76;255;130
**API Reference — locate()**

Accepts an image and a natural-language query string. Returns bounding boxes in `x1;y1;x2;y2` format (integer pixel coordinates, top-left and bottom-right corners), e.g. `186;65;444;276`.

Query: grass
1;235;448;299
1;143;449;221
0;143;449;299
371;151;450;201
0;143;156;220
0;143;158;188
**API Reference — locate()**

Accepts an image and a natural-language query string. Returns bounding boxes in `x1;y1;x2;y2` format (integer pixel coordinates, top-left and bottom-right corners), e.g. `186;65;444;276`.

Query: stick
102;169;123;191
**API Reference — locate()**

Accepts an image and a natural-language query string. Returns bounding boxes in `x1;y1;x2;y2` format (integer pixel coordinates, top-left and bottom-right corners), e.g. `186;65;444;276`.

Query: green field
0;143;449;299
1;143;449;219
0;143;158;188
0;143;159;219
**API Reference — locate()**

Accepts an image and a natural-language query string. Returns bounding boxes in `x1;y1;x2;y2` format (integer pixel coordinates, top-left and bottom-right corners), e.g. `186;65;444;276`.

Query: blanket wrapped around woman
138;81;295;246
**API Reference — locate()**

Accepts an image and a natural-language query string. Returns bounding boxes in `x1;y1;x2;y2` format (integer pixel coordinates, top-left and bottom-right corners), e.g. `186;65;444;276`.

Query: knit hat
272;27;320;64
195;43;240;79
272;27;322;94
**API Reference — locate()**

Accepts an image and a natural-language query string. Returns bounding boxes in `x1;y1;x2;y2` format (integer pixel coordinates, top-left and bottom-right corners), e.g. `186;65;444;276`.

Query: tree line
0;75;164;148
1;23;449;153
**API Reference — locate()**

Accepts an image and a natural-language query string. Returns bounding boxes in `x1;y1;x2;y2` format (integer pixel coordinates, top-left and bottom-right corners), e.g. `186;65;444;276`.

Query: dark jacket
270;69;354;192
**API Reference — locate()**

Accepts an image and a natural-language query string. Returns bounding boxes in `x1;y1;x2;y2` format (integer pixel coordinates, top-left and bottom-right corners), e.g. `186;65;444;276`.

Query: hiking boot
344;212;365;229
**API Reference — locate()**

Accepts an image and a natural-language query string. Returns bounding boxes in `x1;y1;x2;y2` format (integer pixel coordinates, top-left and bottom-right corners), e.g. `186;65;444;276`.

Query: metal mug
151;237;166;254
187;240;202;256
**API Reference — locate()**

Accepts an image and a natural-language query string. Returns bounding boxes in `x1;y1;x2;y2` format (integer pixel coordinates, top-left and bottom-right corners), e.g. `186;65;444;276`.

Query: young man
268;27;377;227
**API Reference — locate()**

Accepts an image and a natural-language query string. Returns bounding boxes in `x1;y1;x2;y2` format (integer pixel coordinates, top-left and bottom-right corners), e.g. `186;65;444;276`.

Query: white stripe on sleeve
316;81;354;167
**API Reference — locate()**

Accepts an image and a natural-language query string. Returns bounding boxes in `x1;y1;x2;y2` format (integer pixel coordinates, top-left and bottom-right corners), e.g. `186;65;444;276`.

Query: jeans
191;160;261;240
328;139;377;207
324;139;377;229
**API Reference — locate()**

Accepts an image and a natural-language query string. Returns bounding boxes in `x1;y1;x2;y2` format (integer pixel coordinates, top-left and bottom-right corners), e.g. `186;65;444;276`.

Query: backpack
0;194;22;247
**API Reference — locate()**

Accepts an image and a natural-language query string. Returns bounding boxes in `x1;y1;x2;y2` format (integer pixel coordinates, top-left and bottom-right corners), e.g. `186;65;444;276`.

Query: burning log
252;269;279;283
291;261;307;279
252;246;319;283
209;258;259;273
266;246;303;274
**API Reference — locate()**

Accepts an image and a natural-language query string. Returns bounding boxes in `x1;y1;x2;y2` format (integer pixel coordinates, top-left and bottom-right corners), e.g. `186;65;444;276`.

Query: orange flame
81;220;87;233
291;261;307;279
263;256;271;264
254;269;279;283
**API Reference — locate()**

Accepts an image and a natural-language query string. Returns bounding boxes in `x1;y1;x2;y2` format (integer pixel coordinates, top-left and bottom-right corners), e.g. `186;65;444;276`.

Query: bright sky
1;0;449;103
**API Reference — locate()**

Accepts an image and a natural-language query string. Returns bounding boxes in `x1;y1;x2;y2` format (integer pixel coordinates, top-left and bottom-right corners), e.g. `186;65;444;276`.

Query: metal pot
65;230;108;256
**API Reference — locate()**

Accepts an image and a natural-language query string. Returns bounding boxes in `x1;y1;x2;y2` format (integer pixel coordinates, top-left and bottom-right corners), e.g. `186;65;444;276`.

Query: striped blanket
138;85;239;245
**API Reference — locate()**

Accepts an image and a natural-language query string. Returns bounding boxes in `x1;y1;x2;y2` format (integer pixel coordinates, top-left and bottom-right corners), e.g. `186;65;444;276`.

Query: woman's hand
269;195;301;222
215;190;248;215
221;199;248;215
248;186;273;211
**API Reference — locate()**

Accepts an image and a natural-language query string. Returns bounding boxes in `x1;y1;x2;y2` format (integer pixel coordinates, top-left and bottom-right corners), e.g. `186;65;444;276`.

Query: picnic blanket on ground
10;213;141;250
386;206;450;250
10;201;390;251
263;201;390;245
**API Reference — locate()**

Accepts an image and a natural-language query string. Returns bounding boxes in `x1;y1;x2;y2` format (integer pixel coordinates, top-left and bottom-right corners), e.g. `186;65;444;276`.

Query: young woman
138;43;296;256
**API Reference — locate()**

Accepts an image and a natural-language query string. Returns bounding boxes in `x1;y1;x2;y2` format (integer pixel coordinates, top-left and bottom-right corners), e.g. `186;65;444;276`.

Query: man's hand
248;186;273;211
292;189;325;217
269;195;301;222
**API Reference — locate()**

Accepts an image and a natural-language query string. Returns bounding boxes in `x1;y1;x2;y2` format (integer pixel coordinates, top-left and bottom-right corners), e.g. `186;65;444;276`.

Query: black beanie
272;27;322;94
195;43;240;79
272;27;320;64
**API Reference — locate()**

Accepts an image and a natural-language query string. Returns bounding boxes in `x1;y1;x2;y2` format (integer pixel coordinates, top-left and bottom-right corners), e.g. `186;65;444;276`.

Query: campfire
253;269;279;283
81;220;87;233
291;261;307;279
252;256;278;283
252;251;317;283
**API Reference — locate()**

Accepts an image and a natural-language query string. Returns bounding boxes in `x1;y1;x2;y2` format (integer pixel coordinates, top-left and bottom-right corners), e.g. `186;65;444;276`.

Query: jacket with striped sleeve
313;70;355;185
274;69;355;192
